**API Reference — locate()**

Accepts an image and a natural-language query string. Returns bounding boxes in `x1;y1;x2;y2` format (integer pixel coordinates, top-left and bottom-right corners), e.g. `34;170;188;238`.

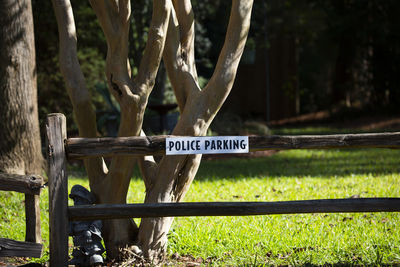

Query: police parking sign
166;136;249;155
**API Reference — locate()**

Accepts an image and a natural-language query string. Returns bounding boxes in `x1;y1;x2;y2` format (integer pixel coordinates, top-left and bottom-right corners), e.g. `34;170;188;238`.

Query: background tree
51;0;253;261
0;0;43;175
35;0;400;134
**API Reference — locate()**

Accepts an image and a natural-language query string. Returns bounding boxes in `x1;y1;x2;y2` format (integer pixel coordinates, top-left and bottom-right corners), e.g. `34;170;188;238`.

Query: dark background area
33;0;400;135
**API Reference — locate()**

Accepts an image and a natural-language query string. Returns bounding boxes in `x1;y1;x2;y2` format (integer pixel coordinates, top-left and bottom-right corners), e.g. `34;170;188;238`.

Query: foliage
33;0;107;134
129;0;151;74
287;0;400;113
32;0;400;136
95;83;120;137
210;112;271;136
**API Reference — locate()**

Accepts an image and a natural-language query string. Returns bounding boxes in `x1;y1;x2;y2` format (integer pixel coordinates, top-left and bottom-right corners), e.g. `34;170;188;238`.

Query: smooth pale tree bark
0;0;43;176
52;0;253;261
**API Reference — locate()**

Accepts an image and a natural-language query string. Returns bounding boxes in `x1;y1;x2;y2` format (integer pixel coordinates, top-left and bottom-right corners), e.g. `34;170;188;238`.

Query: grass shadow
66;148;400;182
195;148;400;180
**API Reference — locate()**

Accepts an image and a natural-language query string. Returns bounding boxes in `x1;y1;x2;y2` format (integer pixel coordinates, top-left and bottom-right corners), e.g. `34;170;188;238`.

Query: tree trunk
0;0;43;175
332;34;354;107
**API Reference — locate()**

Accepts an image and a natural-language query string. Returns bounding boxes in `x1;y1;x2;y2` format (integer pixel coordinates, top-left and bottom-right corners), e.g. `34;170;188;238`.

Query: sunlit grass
1;145;400;265
165;148;400;265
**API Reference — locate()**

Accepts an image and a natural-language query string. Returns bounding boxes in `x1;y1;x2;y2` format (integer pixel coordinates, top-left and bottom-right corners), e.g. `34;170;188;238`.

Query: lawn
1;145;400;265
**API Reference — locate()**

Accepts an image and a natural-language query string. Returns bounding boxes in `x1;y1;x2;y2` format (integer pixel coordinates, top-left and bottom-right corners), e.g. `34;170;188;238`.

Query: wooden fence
0;173;43;258
46;113;400;266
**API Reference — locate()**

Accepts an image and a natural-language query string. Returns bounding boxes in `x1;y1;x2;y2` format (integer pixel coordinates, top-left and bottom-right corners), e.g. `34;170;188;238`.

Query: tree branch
130;0;172;188
172;0;197;79
52;0;97;138
202;0;254;114
163;2;199;111
88;0;139;204
135;0;172;96
51;0;107;186
89;0;134;105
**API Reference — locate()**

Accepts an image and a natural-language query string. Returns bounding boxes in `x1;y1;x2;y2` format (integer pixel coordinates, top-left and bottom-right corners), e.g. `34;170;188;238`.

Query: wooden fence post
46;113;68;266
25;194;41;243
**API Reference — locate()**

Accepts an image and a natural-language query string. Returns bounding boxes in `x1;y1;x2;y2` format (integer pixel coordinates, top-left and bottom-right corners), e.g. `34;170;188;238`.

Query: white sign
166;136;249;155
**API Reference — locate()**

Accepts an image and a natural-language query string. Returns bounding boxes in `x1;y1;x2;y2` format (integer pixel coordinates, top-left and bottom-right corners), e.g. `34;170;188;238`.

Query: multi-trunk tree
52;0;253;261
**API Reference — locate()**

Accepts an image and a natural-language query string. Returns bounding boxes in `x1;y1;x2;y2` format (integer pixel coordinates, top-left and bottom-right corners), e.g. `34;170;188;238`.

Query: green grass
1;147;400;265
167;149;400;266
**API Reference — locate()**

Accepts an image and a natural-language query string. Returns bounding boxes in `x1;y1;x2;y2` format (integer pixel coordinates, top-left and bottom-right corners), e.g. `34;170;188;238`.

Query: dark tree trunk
0;0;43;175
331;0;355;107
332;35;355;106
268;35;298;120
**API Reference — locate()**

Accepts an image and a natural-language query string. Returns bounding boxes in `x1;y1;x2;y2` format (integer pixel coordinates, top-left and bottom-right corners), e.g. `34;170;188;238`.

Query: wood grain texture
46;113;69;267
68;198;400;221
0;0;44;176
66;135;169;158
66;132;400;159
0;173;43;195
0;238;42;258
25;194;41;243
249;132;400;150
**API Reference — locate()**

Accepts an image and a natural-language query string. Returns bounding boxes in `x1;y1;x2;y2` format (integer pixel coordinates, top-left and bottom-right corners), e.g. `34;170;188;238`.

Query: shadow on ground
67;148;400;181
195;148;400;180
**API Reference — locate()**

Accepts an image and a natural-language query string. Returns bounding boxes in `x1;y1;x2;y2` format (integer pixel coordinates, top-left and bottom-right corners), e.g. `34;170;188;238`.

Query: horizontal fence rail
0;173;43;195
66;132;400;159
68;198;400;221
0;238;43;258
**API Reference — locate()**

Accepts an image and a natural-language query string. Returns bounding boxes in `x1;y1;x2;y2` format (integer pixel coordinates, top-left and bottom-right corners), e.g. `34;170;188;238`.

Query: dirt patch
115;251;218;267
269;110;332;126
270;109;400;132
337;117;400;131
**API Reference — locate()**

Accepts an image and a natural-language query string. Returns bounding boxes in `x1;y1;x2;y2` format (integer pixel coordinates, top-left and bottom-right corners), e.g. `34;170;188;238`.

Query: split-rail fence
46;113;400;266
0;173;43;258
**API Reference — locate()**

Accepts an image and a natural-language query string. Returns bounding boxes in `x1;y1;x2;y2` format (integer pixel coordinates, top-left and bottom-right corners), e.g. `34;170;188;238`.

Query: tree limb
89;0;134;106
130;0;172;189
135;0;172;95
163;2;200;111
89;0;138;189
51;0;107;186
202;0;254;115
172;0;197;80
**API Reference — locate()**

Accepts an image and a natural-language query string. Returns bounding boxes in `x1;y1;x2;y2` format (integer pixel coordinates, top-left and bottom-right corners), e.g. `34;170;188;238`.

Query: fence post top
47;113;66;118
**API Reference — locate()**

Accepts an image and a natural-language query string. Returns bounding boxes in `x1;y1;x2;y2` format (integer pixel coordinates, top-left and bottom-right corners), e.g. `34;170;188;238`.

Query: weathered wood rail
66;132;400;158
0;173;43;195
69;198;400;221
0;238;43;258
46;113;400;266
0;173;43;258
